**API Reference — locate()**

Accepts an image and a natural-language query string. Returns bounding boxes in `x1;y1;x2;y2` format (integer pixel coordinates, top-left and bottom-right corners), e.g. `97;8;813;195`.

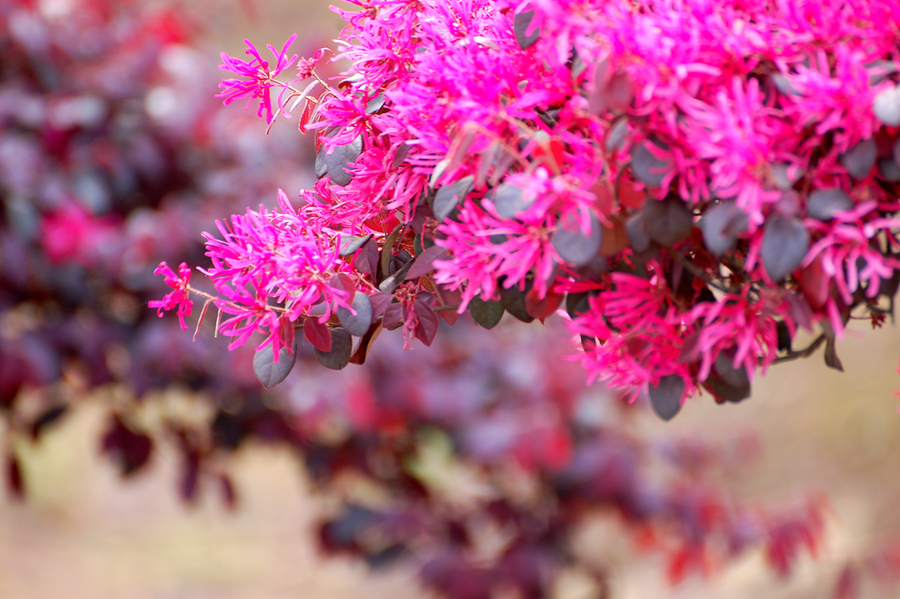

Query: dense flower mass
156;0;900;416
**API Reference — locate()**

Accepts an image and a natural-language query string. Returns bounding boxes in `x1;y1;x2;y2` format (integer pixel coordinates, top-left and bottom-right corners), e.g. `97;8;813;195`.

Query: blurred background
1;1;900;598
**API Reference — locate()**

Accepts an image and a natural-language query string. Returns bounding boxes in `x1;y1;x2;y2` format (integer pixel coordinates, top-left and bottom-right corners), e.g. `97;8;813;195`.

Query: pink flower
218;35;298;124
149;261;194;331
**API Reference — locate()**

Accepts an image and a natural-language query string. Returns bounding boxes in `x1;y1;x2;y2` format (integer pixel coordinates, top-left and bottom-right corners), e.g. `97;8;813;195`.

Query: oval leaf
761;215;809;282
631;141;671;188
701;201;748;255
316;136;363;187
500;283;535;323
807;188;852;220
339;234;373;257
879;157;900;182
552;213;603;266
470;297;504;329
413;302;439;346
338;292;374;336
703;352;751;403
304;316;332;352
489;183;532;219
315;328;353;370
644;197;693;246
648;375;684;421
406;245;449;280
839;138;876;179
433;175;474;221
873;85;900;127
514;10;540;49
524;288;563;321
625;212;651;252
253;340;298;388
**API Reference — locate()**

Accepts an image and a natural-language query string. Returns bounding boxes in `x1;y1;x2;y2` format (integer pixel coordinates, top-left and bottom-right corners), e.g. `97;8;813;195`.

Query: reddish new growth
154;0;900;415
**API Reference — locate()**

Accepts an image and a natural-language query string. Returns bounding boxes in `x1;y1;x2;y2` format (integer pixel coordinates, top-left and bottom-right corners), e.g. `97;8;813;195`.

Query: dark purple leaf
354;238;379;280
625;212;651;252
552;213;603;266
644;197;694;246
369;293;394;320
761;215;809;282
839;138;876;179
180;449;201;503
470;297;504;329
338;292;374;336
30;404;68;440
807;188;852;220
489;183;532;219
365;94;385;115
433;175;474;221
315;135;363;186
382;303;404;330
649;375;684;421
824;338;844;372
218;473;237;510
101;415;153;476
878;157;900;182
253;340;298;388
565;292;590;318
631;140;671;188
500;283;535;323
701;201;748;255
304;317;332;352
513;10;540;49
6;452;23;500
705;352;751;403
339;234;373;257
414;302;439;346
315;328;353;370
588;58;633;115
406;245;449;280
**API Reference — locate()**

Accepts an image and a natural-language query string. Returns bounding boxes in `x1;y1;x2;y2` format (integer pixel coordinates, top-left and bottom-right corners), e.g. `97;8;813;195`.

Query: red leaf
329;272;356;303
304;317;332;352
524;288;563;321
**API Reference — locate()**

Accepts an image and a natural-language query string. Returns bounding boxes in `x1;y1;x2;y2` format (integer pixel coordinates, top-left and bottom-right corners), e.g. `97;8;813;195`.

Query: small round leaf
253;340;298;388
631;141;671;187
807;188;852;220
761;215;809;282
315;328;353;370
338;293;374;337
839;138;876;179
551;214;603;266
470;297;504;329
644;197;693;246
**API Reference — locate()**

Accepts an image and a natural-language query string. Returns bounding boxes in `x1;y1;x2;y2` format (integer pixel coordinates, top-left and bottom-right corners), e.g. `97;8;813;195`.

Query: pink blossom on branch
218;35;299;125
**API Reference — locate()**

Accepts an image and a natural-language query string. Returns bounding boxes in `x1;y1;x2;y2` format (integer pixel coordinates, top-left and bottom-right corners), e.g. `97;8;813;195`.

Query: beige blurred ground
2;322;899;599
4;1;900;598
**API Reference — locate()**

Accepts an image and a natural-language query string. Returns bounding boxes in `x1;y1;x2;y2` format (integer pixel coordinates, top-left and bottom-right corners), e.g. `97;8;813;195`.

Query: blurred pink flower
149;261;193;331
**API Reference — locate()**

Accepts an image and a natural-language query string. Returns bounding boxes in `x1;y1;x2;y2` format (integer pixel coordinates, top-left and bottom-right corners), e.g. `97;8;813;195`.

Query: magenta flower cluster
154;0;900;415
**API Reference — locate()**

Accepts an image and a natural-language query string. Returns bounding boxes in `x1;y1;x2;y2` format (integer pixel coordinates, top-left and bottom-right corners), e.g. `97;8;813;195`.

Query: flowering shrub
158;0;900;420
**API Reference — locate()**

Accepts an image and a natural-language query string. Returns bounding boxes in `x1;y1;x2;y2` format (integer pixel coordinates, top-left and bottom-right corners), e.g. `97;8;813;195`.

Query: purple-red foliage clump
160;0;900;420
0;0;312;495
